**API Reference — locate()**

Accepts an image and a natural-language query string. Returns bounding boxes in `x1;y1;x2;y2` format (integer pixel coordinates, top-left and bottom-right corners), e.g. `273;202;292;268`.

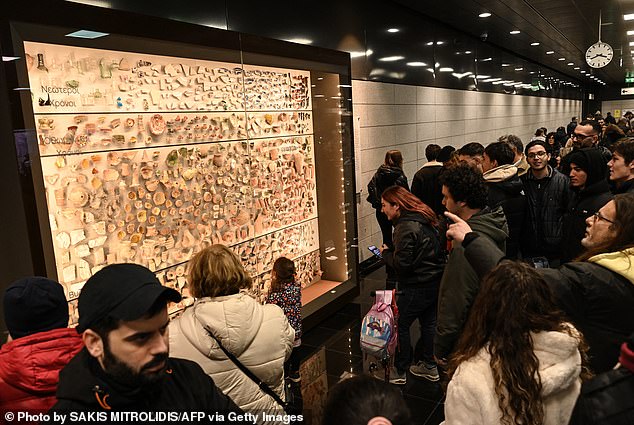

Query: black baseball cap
77;263;181;333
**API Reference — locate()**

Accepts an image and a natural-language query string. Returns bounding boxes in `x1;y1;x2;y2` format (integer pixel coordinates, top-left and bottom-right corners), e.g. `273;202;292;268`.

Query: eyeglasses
572;132;593;139
592;211;614;224
527;151;547;159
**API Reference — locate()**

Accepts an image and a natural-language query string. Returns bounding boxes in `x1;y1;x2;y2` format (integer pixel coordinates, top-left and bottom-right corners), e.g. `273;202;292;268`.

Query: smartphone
368;245;382;258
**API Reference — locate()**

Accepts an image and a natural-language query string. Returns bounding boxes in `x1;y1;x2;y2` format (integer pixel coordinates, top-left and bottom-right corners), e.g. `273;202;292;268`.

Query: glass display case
3;14;357;325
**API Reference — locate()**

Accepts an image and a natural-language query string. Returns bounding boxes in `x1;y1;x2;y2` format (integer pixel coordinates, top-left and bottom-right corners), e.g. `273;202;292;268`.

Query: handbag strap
204;326;287;410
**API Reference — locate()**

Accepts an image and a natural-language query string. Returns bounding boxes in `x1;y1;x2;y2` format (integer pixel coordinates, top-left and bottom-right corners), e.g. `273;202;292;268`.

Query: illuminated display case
1;6;358;327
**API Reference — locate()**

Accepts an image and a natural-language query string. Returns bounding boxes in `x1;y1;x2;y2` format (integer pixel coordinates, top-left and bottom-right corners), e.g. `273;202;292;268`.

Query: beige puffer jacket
169;291;295;414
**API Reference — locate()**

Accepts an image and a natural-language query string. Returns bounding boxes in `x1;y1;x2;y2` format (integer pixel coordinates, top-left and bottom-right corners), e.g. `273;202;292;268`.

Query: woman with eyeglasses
444;193;634;374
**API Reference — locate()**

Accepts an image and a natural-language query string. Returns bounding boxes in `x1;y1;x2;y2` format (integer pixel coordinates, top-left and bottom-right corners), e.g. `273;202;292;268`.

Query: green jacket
434;206;508;360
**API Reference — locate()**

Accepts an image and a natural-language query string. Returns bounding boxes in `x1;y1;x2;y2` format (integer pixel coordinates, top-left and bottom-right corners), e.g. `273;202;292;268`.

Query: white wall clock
585;41;613;68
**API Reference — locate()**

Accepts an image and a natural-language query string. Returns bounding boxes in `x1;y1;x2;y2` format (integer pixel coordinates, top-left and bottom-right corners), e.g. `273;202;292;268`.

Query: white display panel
24;41;321;312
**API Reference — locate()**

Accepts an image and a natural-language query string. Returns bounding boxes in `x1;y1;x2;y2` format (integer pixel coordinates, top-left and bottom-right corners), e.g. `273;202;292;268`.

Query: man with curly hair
432;164;508;368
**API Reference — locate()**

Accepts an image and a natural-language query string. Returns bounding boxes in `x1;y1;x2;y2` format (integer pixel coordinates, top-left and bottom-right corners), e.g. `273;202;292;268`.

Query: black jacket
613;178;634;195
366;165;408;209
51;349;246;417
521;166;571;259
569;367;634;425
484;165;526;259
382;211;445;287
461;234;634;374
411;162;443;216
561;180;613;263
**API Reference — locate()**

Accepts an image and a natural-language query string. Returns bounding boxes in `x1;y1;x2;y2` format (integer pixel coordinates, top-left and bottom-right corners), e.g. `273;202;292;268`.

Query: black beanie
3;277;68;339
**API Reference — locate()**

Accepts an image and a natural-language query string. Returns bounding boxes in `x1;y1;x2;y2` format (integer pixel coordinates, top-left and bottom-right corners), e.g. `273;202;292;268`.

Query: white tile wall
601;100;634;117
353;80;582;261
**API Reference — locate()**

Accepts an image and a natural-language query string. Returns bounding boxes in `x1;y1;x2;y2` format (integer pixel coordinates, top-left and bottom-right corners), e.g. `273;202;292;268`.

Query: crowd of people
367;112;634;424
1;112;633;424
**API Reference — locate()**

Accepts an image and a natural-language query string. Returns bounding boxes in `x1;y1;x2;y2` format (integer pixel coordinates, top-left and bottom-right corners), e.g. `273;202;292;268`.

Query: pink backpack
360;290;398;360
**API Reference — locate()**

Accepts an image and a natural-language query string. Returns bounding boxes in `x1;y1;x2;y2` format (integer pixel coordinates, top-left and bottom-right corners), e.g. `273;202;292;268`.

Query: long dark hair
577;193;634;262
322;375;411;425
269;257;296;293
381;185;438;228
384;150;403;168
448;261;589;425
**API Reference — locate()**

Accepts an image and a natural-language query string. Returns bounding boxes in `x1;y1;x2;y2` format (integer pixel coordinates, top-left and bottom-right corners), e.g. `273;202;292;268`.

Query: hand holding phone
368;245;382;258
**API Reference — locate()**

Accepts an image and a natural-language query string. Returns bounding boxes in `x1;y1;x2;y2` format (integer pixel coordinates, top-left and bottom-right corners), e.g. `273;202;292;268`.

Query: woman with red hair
379;185;446;384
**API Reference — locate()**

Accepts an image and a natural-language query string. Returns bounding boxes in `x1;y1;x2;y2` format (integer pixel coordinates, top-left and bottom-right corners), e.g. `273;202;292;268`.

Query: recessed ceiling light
435;62;440;68
546;51;555;54
515;67;523;71
502;63;510;67
378;56;405;62
284;38;313;45
406;62;428;66
567;62;574;66
479;12;491;18
465;51;472;54
629;30;634;35
436;41;444;45
558;57;566;61
480;57;493;62
625;13;634;20
2;56;20;62
510;30;521;35
65;30;109;39
580;71;586;73
531;42;540;46
574;67;580;70
439;67;454;72
387;28;400;33
426;41;434;46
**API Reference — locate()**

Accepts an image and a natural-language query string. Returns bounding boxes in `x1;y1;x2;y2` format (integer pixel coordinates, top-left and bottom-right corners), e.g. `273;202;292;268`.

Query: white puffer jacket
169;291;295;414
443;329;582;425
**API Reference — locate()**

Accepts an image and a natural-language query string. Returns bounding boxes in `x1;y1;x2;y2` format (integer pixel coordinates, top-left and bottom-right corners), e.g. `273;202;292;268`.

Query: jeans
395;284;439;373
375;209;393;247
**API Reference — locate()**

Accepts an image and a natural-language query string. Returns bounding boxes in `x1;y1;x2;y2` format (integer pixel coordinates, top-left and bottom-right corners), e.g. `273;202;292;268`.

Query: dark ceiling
396;0;634;86
30;0;634;94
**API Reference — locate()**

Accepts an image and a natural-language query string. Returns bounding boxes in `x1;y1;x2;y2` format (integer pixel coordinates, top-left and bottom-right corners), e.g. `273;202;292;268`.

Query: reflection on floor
296;267;445;424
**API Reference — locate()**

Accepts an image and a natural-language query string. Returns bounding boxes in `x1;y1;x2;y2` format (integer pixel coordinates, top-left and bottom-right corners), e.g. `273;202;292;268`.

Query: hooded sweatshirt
0;328;83;413
562;148;613;262
366;165;409;208
434;206;508;360
483;164;525;259
443;328;582;425
169;292;294;414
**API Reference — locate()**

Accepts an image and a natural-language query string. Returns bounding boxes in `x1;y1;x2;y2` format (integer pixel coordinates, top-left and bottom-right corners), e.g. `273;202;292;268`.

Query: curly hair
448;261;590;425
439;164;488;209
381;185;438;228
187;244;252;298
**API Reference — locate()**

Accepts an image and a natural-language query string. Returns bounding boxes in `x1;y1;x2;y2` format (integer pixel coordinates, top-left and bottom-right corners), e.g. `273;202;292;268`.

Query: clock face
585;42;613;68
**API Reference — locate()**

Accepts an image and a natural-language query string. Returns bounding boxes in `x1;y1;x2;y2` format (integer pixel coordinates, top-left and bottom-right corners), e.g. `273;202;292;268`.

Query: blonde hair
187;244;252;298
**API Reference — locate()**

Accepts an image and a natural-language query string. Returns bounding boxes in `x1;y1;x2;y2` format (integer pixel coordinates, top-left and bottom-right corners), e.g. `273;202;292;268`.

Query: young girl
266;257;302;382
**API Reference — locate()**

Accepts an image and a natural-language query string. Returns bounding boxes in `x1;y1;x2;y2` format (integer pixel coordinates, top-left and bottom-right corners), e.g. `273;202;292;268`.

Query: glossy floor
296;267;445;424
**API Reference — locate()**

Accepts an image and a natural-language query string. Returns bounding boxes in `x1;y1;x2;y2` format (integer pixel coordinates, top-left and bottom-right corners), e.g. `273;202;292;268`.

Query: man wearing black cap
561;148;613;263
0;277;83;413
51;263;246;417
